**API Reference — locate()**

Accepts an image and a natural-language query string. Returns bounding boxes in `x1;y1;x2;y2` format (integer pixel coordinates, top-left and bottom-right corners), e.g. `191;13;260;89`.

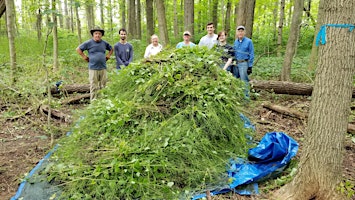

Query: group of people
77;23;254;101
76;27;133;100
175;22;254;98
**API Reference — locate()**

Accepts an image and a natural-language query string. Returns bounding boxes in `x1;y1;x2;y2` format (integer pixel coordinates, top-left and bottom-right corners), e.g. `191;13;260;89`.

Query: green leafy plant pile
48;47;254;199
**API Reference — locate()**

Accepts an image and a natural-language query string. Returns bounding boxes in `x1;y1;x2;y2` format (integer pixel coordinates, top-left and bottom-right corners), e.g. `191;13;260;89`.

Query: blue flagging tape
10;144;59;200
316;24;354;46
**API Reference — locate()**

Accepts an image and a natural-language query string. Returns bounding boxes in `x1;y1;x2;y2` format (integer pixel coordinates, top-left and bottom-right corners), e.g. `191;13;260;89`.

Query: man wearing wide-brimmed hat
76;26;113;101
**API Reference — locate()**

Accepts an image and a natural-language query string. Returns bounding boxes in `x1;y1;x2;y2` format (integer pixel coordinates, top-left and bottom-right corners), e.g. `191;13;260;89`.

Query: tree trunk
155;0;169;46
308;0;323;70
277;0;285;57
136;0;141;39
280;0;304;81
64;0;70;30
5;0;17;84
107;0;113;37
58;0;64;28
100;0;104;29
120;0;126;29
52;0;59;70
237;0;255;38
212;0;218;30
184;0;194;39
145;0;154;44
224;0;231;34
75;2;82;44
128;0;136;38
85;0;95;30
70;0;74;32
36;8;42;41
274;0;355;199
173;0;178;38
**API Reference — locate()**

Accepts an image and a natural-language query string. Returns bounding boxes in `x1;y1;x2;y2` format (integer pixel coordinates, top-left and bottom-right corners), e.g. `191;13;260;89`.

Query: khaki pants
89;69;107;101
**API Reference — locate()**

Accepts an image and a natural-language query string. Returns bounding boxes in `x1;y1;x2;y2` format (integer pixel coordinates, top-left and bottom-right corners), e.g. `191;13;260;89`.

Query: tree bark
145;0;154;44
274;0;355;199
251;80;313;96
277;0;285;57
224;0;231;34
128;0;136;38
155;0;169;46
50;84;90;95
184;0;194;39
212;0;218;30
52;0;59;70
74;2;82;44
120;0;126;29
237;0;255;39
99;0;104;29
280;0;304;81
85;0;95;30
136;0;141;39
5;0;17;84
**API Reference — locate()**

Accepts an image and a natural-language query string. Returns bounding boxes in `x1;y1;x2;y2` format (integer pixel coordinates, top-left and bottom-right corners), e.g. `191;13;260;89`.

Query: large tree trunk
224;0;232;34
5;0;17;85
212;0;218;30
136;0;141;40
155;0;169;46
274;0;355;199
120;0;126;29
237;0;255;38
184;0;194;39
145;0;154;44
128;0;136;38
85;0;95;30
280;0;304;81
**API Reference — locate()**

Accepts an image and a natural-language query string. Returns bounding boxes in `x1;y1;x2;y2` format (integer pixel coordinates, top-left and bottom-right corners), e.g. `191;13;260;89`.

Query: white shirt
144;43;163;58
198;34;218;49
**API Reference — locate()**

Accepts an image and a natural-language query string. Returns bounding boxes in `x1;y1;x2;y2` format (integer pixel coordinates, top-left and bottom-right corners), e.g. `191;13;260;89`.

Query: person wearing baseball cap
176;31;196;48
76;26;113;101
233;25;254;99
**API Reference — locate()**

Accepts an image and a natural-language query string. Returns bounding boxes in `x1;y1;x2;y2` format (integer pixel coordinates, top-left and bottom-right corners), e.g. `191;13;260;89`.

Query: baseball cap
237;25;245;30
183;31;191;36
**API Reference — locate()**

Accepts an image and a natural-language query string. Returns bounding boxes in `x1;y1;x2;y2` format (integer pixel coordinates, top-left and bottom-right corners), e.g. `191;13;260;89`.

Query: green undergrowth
47;47;255;199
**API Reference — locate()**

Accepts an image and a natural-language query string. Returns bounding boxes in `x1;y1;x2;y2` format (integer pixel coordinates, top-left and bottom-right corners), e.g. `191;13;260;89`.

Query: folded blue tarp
192;131;299;199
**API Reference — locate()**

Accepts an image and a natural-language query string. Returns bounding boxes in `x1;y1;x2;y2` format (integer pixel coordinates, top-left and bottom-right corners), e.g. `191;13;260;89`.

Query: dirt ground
1;93;354;200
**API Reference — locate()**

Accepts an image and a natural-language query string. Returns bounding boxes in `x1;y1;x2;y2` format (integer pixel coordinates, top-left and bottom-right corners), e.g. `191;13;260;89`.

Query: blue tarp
192;131;299;199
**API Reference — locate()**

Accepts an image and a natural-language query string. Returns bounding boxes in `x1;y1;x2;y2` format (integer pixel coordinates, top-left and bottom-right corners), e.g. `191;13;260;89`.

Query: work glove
247;67;252;75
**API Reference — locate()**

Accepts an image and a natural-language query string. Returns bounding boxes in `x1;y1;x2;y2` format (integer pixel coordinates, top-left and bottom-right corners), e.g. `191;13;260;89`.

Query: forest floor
1;92;354;200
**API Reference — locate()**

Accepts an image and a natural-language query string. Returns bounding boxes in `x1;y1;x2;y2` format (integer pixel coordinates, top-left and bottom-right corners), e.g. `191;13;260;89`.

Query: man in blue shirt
114;28;133;69
233;25;254;98
76;26;113;101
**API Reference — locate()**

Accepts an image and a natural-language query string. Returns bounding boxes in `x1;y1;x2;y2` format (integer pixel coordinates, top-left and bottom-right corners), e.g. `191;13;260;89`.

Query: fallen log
50;84;90;95
251;80;355;98
61;94;90;104
262;103;355;134
40;105;71;122
251;80;313;96
262;103;307;120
